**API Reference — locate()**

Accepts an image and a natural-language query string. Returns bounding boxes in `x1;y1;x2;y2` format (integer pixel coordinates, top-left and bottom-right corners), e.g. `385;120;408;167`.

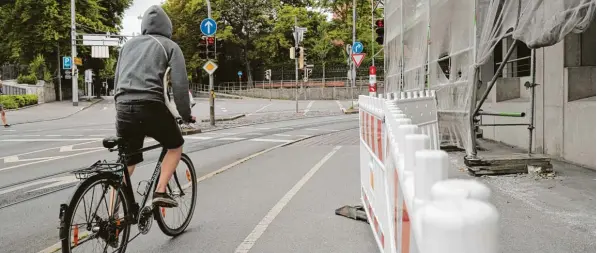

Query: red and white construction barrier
359;94;499;253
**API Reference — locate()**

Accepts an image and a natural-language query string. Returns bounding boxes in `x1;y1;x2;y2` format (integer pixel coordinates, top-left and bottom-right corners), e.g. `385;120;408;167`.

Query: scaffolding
384;0;596;159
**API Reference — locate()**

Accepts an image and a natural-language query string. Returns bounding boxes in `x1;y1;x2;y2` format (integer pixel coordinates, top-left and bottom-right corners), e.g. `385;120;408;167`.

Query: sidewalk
448;139;595;253
5;99;102;125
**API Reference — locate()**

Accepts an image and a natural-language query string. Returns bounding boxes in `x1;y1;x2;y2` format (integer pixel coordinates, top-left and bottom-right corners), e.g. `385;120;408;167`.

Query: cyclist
114;5;194;208
0;75;10;127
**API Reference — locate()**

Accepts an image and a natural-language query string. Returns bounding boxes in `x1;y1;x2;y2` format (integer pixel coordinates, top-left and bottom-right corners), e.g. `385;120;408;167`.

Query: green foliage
0;94;38;109
99;57;117;80
17;74;38;84
0;0;133;82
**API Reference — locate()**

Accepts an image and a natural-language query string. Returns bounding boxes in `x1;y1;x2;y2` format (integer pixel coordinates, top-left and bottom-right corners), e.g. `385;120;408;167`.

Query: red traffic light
207;37;215;45
375;19;384;28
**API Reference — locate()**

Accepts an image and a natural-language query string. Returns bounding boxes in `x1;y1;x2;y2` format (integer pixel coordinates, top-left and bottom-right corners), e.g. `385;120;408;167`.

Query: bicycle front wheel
153;153;197;236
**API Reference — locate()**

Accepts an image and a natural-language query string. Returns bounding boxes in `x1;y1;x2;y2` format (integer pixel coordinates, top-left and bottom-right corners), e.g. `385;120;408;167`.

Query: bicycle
58;124;198;253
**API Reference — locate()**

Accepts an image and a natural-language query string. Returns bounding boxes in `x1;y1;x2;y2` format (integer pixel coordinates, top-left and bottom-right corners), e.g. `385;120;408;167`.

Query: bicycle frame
117;143;166;224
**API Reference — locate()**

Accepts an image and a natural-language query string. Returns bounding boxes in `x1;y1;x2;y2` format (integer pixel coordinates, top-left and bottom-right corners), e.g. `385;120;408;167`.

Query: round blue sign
200;18;217;36
237;71;243;77
352;42;364;54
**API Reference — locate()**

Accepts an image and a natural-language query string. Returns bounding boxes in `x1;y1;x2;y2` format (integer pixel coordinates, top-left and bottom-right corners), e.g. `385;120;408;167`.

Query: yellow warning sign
74;57;83;66
202;60;218;75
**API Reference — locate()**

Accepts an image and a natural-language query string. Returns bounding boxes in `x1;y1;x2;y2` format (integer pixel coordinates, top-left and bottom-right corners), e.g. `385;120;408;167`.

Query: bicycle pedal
136;180;150;196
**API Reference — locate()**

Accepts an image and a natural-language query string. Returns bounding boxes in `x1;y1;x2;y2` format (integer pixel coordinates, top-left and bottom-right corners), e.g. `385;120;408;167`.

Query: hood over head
141;5;173;38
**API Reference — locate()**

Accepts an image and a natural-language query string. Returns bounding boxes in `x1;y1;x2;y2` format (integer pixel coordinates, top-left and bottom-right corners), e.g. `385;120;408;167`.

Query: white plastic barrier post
359;94;499;253
418;199;499;253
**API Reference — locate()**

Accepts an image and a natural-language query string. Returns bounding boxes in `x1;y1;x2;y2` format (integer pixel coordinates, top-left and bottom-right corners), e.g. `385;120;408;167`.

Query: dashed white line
273;134;291;137
255;127;271;130
336;100;345;112
303;101;314;116
248;103;273;116
279;127;294;130
234;146;342;253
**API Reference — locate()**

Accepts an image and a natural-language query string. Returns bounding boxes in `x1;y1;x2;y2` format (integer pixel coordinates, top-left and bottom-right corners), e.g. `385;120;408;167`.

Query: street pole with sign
201;2;217;126
294;16;299;113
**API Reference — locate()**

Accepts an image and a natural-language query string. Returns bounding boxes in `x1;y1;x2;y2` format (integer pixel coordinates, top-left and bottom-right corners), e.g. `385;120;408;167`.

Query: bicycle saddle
102;136;123;149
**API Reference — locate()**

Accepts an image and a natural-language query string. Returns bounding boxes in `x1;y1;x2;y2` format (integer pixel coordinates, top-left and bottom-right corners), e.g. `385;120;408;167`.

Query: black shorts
116;101;184;166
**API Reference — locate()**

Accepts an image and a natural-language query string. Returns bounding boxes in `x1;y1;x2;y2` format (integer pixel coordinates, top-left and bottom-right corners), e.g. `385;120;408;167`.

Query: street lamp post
71;0;78;106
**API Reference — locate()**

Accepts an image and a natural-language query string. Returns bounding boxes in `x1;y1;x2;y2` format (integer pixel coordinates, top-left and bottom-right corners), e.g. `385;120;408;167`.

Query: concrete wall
480;38;596;169
227;86;385;100
2;80;56;103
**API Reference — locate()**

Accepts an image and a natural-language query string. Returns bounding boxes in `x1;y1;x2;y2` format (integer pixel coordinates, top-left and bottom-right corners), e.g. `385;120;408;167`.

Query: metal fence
0;64;29;80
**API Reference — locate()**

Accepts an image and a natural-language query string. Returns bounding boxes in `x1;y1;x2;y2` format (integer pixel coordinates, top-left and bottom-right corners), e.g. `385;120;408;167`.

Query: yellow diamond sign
203;60;218;75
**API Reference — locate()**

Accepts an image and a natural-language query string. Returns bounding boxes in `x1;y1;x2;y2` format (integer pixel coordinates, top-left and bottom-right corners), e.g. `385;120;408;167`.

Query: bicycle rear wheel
153;153;197;236
60;173;132;253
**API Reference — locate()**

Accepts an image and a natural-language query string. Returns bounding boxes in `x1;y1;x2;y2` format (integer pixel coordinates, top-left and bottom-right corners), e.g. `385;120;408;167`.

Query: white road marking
255;127;271;130
184;136;213;140
305;128;320;131
336;100;345;112
244;133;264;136
248;103;273;116
234;146;342;253
4;156;63;163
0;140;100;160
220;137;246;141
0;138;102;142
59;145;103;152
0;149;105;172
26;175;79;193
66;135;84;137
46;135;61;137
0;176;77;196
3;129;16;132
273;134;291;137
279;127;294;130
303;101;314;116
221;107;228;112
89;134;106;137
22;135;41;137
250;138;294;143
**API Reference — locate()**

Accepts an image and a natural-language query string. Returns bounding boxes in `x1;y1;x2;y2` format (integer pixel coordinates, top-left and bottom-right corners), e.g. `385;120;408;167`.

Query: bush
0;94;38;109
17;74;38;85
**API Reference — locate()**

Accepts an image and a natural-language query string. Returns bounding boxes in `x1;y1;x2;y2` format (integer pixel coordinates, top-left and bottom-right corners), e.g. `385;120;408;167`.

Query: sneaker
152;192;178;208
3;124;9;127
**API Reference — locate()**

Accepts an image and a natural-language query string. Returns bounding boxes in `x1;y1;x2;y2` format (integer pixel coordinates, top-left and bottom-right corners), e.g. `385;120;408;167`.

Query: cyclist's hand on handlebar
188;115;196;123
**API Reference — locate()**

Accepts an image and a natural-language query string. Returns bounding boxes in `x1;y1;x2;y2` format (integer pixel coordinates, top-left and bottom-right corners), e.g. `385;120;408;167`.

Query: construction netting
384;0;596;155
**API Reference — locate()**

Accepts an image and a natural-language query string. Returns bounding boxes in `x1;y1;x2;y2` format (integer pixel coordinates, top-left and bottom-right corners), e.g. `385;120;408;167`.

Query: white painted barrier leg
418;199;499;253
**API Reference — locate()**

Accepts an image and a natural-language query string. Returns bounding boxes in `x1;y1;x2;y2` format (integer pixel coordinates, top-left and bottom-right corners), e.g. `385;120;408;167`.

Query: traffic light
198;36;208;58
206;36;216;59
375;19;384;45
265;69;271;80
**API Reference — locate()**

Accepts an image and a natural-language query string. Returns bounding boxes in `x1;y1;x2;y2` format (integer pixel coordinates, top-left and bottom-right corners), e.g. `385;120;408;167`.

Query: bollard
430;179;491;202
414;150;449;202
400;92;406;99
418;199;499;253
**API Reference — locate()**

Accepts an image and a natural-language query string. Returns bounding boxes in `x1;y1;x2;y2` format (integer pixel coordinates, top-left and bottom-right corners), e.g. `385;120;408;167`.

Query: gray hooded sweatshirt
114;5;191;120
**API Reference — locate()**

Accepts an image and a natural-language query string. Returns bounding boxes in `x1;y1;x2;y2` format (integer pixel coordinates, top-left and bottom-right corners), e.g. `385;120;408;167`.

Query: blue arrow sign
352;42;364;54
237;71;243;77
200;18;217;36
62;56;72;70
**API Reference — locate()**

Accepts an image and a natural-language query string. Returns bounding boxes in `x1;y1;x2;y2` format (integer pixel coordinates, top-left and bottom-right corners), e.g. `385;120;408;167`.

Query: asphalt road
0;98;374;253
1;98;593;253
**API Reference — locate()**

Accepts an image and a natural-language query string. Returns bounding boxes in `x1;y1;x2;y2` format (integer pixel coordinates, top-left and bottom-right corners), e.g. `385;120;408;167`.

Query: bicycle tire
153;153;197;236
60;173;132;253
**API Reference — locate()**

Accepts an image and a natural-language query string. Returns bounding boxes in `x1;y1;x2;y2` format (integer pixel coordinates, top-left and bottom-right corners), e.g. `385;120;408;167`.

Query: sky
121;0;164;36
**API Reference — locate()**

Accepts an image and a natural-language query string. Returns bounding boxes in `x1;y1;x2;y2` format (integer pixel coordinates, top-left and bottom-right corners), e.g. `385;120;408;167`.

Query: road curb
9;98;104;126
200;114;245;123
5;104;39;112
182;128;202;135
342;108;359;114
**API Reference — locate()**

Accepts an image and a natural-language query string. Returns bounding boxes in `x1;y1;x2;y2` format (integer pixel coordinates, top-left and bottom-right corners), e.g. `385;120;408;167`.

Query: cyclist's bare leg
1;110;8;126
156;147;182;193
